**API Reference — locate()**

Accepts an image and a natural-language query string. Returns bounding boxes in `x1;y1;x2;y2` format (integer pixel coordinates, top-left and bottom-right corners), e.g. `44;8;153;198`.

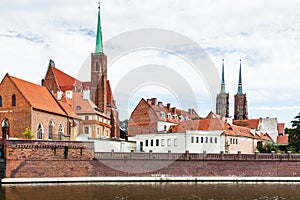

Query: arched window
0;95;2;107
12;94;16;106
48;121;54;139
95;61;99;71
2;119;10;139
58;124;64;140
37;123;43;139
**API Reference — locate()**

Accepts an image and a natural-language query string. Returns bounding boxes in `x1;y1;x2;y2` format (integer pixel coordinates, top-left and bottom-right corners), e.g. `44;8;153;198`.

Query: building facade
128;98;200;136
42;5;120;138
216;60;229;118
234;60;248;120
0;74;74;140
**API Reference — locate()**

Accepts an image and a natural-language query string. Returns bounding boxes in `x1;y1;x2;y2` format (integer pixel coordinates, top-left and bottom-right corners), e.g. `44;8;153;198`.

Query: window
236;139;238;144
84;127;89;134
191;136;194;143
48;121;54;139
156;139;159;146
167;139;171;146
185;117;189;120
179;115;184;121
37;123;43;139
85;116;89;120
196;137;199;143
96;61;99;71
167;113;171;119
201;137;203;143
150;139;154;146
0;95;2;107
174;138;178;146
58;124;64;140
173;114;178;120
12;94;16;106
145;140;148;147
161;139;165;146
76;106;81;110
215;137;217;143
164;125;167;132
210;137;213;143
205;137;208;143
160;112;165;118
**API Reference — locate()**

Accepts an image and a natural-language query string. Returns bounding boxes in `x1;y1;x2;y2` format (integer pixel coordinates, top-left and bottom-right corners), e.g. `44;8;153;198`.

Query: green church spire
220;59;226;93
237;59;243;94
95;1;103;53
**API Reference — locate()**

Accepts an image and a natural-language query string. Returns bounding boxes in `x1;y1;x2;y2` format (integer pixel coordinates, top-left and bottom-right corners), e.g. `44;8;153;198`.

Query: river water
1;182;300;200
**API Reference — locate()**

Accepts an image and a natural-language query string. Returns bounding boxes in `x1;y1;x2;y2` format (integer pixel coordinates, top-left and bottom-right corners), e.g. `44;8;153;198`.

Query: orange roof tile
276;134;288;144
10;75;67;116
51;67;82;92
59;101;78;119
233;119;261;129
72;92;109;118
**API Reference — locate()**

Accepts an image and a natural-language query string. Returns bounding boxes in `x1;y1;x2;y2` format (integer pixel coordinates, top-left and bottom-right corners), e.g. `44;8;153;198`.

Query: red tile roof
9;75;67;116
169;117;272;141
276;134;288;145
59;100;78;119
51;67;82;92
233;119;261;129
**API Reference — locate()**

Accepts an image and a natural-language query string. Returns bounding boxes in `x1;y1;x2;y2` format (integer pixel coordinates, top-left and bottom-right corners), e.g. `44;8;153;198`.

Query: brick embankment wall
4;140;300;178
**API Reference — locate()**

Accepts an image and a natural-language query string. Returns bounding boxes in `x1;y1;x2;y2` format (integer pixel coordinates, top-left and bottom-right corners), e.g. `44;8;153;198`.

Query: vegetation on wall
22;127;34;139
256;141;279;153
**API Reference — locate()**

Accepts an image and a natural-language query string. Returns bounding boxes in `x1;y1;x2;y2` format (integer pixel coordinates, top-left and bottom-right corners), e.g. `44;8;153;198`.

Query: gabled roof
58;100;78;119
72;92;109;118
50;66;82;92
276;134;288;145
8;74;67;116
233;119;261;129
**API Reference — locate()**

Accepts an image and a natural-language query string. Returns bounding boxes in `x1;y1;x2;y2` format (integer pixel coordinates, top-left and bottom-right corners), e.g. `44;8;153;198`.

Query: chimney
172;107;176;113
83;90;90;100
151;98;157;105
147;99;152;105
167;103;171;110
188;108;193;115
158;101;163;107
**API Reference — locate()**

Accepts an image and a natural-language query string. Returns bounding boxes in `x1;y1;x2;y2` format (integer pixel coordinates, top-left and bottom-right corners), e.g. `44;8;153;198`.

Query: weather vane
98;0;100;9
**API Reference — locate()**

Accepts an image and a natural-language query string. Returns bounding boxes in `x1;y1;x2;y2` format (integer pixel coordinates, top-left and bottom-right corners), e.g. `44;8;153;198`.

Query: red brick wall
128;99;158;136
31;110;68;140
0;75;32;138
42;67;60;93
4;140;300;178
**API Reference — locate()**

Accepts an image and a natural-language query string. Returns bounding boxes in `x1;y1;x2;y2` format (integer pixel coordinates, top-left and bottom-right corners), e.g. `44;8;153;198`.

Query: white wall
76;134;136;152
157;121;177;132
135;130;225;153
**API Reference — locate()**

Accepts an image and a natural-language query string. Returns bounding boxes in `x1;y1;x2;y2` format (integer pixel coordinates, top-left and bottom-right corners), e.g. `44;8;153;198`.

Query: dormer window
167;113;171;119
179;115;184;120
173;114;178;120
12;94;16;106
185;116;189;120
160;112;165;118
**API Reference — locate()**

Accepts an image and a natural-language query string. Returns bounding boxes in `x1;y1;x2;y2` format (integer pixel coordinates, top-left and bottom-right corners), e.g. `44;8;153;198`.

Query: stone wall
3;140;300;178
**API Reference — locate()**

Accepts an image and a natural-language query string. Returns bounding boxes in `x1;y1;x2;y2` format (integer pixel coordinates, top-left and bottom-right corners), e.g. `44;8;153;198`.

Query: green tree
22;127;34;139
287;113;300;152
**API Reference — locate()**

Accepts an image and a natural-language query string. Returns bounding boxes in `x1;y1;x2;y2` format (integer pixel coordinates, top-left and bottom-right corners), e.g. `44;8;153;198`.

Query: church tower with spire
216;59;229;118
234;59;248;120
90;2;107;113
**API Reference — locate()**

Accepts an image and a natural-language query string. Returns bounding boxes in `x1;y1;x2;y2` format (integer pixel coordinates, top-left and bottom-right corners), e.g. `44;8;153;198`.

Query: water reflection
1;182;300;200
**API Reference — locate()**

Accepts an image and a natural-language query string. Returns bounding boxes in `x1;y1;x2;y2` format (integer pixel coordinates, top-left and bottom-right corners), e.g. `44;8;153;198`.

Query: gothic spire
95;1;103;53
237;59;243;94
220;59;225;93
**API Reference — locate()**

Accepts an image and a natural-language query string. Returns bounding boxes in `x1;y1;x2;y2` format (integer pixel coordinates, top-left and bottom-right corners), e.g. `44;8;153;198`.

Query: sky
0;0;300;127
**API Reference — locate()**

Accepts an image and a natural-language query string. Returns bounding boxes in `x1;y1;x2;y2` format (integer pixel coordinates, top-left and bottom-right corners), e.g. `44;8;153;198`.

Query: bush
22;127;34;139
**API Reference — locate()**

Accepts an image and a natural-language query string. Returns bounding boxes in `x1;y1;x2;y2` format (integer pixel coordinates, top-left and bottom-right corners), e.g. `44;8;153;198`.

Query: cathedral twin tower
216;59;248;120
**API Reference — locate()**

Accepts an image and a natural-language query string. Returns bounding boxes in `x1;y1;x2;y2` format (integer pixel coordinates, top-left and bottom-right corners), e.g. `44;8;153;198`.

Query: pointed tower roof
220;59;226;93
237;59;243;94
95;1;103;53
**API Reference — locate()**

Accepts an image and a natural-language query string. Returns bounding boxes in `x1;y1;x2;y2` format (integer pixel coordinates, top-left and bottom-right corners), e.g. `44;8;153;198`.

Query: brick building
216;60;229;118
42;5;120;138
128;98;200;136
0;74;76;140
